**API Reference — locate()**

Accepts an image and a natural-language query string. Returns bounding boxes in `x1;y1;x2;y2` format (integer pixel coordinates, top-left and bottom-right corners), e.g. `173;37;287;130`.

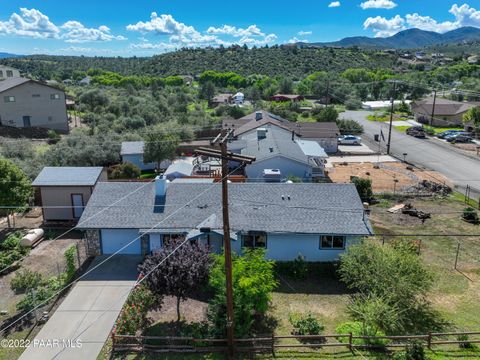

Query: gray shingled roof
412;97;477;116
121;141;145;155
32;167;104;186
77;182;373;236
0;77;30;93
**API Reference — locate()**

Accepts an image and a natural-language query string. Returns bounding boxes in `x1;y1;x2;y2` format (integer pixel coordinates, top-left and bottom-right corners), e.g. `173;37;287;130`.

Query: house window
162;233;184;245
50;94;60;100
4;96;15;103
320;235;345;250
32;94;41;98
6;70;13;77
242;233;267;249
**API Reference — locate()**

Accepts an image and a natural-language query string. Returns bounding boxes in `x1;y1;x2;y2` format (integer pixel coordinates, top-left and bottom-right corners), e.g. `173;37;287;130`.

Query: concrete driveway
19;255;142;360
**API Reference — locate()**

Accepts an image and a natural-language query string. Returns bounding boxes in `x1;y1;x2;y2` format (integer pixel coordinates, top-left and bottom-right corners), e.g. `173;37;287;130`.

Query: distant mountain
309;26;480;49
0;52;23;59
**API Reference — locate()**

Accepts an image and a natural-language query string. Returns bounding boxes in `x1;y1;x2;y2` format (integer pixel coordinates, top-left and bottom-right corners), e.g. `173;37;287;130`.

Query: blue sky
0;1;479;56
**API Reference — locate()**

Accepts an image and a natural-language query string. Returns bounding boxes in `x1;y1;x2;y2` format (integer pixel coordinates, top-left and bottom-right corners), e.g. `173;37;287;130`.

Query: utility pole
431;89;437;127
195;131;255;357
386;80;397;155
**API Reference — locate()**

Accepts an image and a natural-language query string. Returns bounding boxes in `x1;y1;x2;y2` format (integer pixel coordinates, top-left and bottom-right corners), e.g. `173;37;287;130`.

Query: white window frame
50;93;60;100
320;235;346;250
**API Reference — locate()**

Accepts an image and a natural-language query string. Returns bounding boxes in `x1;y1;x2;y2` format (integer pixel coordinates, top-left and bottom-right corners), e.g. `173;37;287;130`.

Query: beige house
0;77;69;132
0;65;20;80
411;97;477;127
33;167;107;222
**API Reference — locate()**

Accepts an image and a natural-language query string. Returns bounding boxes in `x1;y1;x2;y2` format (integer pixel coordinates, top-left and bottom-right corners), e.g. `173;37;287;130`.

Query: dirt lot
328;161;451;193
0;233;82;317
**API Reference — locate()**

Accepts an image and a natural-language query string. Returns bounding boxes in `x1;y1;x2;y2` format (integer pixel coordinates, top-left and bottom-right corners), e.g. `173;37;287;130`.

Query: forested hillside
0;46;397;80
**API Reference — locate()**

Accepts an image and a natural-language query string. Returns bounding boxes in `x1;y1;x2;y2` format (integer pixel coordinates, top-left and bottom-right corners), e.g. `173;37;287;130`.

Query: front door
71;194;84;218
23;116;31;127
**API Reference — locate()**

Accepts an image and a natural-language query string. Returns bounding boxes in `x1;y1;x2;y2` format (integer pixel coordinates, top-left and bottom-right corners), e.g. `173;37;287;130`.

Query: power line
0;164;243;334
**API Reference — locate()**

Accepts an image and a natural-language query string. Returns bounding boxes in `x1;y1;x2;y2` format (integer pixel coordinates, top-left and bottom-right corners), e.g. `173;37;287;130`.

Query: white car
338;135;362;145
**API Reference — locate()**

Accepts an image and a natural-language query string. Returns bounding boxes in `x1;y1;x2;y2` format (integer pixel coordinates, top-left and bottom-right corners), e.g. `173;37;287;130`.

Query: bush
345;97;362;110
405;340;426;360
335;321;389;346
276;255;309;279
351;176;373;202
64;245;77;282
110;162;141;180
289;313;324;335
336;119;364;135
457;334;475;349
115;285;158;335
10;269;44;293
462;207;479;224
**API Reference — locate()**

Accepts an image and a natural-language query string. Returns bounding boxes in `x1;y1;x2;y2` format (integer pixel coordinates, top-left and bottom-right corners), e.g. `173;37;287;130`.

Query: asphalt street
340;111;480;197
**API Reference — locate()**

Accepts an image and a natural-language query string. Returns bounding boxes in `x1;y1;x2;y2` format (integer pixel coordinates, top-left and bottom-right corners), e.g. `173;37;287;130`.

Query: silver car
338;135;362;145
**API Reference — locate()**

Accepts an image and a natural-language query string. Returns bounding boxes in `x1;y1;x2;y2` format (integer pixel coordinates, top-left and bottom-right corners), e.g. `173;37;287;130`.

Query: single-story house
120;141;171;171
0;77;69;132
223;110;339;153
411;97;477;126
164;161;194;181
232;92;245;105
271;94;304;102
77;178;373;261
209;93;233;108
362;100;411;111
33;167;107;222
230;125;328;181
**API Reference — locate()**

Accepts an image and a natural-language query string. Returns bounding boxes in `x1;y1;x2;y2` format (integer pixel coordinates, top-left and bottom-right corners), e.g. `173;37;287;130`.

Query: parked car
446;133;473;143
406;126;426;138
338;135;361;145
437;130;462;139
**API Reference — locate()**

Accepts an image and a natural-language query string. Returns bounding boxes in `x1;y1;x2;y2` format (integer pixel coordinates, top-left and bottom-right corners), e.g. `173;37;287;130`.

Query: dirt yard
328;161;451;193
0;233;82;317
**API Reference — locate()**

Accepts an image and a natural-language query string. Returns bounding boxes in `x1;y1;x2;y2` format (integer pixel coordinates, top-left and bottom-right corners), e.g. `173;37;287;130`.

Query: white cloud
207;24;264;37
288;37;308;43
62;21;126;43
0;8;125;43
0;8;60;38
363;15;405;37
364;3;480;37
328;2;341;8
360;0;397;10
127;13;277;49
298;30;312;36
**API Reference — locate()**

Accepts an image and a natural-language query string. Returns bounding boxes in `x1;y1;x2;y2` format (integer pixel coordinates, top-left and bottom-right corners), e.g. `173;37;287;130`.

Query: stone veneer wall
85;229;101;257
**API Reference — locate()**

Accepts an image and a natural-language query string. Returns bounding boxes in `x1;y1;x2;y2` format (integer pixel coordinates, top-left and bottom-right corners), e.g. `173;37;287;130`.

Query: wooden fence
112;331;480;355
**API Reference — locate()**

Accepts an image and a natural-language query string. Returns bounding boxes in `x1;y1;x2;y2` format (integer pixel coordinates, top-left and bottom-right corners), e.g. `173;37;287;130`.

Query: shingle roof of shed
32;167;104;186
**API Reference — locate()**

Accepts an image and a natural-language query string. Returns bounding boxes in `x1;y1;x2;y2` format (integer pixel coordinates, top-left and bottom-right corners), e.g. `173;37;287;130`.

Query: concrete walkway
19;256;141;360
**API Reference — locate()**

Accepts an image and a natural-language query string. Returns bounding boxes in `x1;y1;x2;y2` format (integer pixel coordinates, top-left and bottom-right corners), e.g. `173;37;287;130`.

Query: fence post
427;332;432;350
271;333;276;358
76;243;81;268
348;332;353;352
454;242;460;270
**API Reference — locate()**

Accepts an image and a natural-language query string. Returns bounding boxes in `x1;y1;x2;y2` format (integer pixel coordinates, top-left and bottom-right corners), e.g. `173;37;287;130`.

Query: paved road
340;111;480;196
19;256;141;360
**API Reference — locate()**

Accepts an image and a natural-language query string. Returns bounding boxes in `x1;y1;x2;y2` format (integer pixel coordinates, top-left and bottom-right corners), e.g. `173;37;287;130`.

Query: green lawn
424;125;464;135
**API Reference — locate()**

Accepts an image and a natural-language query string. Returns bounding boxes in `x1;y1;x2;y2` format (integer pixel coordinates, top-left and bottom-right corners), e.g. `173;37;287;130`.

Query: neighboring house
120;141;172;171
270;94;304;102
79;76;91;85
209;93;233;108
0;77;69;132
223;110;339;153
164;161;194;181
230;125;328;181
411;97;477;126
0;65;20;80
78;178;373;261
232;92;245;105
362;100;411;111
33;167;107;222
